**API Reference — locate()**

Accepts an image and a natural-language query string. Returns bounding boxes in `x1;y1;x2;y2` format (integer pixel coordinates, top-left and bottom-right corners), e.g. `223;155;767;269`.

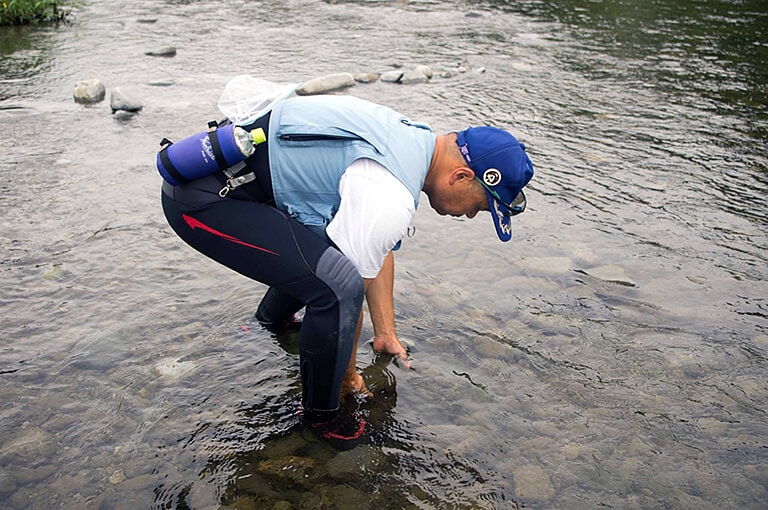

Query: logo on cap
483;168;502;187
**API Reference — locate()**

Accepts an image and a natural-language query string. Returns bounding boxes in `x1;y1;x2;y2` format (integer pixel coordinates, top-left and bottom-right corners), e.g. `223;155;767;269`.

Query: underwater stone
513;464;555;502
326;445;385;481
69;329;132;370
257;455;321;488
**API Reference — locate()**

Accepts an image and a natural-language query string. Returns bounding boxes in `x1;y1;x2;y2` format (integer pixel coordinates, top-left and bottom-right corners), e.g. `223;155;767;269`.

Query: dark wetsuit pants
161;173;364;413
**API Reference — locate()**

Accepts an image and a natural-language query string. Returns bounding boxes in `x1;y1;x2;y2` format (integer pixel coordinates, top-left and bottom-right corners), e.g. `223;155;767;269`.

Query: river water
1;0;766;508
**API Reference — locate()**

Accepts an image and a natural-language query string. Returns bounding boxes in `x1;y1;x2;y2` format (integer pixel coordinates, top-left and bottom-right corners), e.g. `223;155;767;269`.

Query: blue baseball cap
457;126;534;242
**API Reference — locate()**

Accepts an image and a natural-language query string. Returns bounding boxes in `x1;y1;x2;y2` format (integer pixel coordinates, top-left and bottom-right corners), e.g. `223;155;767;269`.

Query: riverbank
0;0;73;25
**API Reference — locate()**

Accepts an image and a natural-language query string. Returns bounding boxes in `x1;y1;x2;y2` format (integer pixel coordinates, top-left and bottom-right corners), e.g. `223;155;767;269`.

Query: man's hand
373;332;411;369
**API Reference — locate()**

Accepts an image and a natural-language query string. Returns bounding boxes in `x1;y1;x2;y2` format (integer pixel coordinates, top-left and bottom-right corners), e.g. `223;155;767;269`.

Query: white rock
380;70;404;83
354;72;380;83
399;68;430;85
296;73;356;95
413;65;433;79
73;79;106;103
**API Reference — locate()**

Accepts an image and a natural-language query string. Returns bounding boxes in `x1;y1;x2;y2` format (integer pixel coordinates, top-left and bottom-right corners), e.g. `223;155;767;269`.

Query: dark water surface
1;0;766;508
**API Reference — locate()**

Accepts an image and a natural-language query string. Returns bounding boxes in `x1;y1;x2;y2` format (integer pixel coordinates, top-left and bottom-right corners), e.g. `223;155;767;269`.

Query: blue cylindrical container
157;123;254;185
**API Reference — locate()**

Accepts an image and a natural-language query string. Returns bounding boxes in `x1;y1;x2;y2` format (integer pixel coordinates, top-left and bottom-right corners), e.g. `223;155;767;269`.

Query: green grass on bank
1;0;74;25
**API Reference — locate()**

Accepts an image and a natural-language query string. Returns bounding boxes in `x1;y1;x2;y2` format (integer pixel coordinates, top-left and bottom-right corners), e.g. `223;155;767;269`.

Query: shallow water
1;0;766;508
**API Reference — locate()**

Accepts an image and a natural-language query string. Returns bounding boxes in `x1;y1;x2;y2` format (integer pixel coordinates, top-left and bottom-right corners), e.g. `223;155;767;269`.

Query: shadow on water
0;25;58;102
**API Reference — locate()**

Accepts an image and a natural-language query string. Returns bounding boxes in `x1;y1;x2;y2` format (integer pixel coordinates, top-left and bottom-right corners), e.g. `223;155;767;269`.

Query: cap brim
486;192;513;242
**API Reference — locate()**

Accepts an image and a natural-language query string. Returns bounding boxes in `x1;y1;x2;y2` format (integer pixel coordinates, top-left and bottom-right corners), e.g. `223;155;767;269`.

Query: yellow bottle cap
251;127;266;145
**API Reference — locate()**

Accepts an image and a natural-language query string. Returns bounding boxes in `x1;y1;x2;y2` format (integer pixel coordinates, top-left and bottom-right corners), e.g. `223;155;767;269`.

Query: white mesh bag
218;75;299;125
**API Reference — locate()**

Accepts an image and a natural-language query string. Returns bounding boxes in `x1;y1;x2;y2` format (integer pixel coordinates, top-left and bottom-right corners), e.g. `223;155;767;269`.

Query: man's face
427;176;489;219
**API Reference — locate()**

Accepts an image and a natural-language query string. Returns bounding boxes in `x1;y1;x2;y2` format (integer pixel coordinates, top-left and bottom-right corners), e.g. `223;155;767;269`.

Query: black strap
207;121;229;171
158;143;191;185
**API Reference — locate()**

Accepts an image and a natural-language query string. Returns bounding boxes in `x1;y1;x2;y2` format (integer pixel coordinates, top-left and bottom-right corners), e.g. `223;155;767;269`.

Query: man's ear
449;167;476;185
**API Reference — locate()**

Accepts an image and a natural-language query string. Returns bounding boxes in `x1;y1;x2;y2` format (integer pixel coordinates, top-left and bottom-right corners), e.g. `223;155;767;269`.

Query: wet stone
380;71;404;83
399;68;430;85
110;87;143;113
296;73;356;95
145;46;177;57
323;484;371;510
73;79;105;103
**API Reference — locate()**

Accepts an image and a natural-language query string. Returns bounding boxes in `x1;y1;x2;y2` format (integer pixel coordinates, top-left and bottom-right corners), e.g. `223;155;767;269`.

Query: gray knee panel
316;247;365;345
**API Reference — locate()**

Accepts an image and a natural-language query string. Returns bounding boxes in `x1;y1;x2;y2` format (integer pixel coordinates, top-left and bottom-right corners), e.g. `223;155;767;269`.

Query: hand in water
341;372;373;401
373;333;412;370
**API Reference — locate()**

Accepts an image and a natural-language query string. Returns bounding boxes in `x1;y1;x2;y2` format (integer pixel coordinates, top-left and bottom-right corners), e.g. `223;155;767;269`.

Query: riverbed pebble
73;79;106;103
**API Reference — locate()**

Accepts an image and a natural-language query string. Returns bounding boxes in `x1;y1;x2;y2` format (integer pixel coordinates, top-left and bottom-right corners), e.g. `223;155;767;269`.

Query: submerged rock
326;445;385;481
296;73;356;95
69;329;132;370
257;455;322;488
514;464;555;502
73;79;106;103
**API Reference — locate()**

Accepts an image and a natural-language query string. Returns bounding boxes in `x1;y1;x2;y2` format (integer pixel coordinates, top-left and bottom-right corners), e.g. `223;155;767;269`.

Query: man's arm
341;250;409;400
364;251;411;369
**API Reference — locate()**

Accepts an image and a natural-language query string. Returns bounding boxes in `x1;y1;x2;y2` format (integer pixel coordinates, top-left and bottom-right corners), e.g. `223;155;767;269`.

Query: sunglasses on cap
475;177;527;217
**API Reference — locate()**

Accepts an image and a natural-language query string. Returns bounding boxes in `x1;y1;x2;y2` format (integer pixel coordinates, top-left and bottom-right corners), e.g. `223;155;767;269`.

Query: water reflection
0;25;57;101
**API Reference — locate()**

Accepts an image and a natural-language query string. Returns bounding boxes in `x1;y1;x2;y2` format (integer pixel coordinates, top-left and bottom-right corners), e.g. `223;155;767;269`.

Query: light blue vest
267;95;436;230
